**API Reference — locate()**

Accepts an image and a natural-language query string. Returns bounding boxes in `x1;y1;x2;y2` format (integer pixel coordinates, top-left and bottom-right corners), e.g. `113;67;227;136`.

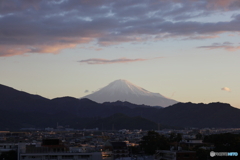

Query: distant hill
0;109;163;130
1;83;240;129
103;101;162;109
153;102;240;128
0;84;51;113
81;113;164;130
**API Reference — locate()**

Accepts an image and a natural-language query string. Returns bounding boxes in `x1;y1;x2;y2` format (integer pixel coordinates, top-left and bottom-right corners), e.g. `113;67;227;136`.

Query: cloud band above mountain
1;0;240;56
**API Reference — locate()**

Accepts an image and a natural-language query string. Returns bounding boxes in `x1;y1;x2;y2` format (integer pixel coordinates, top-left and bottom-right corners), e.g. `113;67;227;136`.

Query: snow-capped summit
82;79;178;107
101;79;161;96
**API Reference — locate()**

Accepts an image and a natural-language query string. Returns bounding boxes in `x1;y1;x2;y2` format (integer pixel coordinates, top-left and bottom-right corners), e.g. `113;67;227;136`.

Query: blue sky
1;0;240;108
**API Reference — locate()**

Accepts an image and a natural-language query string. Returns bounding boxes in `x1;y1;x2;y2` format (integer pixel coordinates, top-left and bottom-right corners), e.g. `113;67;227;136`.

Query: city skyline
0;0;240;108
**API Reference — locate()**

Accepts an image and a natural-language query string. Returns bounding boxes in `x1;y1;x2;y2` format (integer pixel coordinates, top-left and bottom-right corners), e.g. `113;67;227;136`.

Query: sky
0;0;240;108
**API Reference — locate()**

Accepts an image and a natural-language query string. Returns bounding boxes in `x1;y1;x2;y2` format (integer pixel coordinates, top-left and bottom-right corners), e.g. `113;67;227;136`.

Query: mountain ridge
1;83;240;129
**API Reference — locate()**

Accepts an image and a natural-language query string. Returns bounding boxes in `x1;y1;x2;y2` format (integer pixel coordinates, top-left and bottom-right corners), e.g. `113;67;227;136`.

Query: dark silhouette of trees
169;133;182;142
204;133;240;153
196;133;202;139
140;131;169;154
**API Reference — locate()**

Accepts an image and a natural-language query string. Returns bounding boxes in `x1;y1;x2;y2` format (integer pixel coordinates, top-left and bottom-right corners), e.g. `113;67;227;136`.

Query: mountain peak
115;79;128;82
105;79;151;96
82;79;178;107
111;79;135;86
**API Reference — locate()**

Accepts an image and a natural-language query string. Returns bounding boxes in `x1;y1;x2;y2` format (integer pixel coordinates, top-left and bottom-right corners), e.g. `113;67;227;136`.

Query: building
180;139;203;150
102;141;129;159
18;139;103;160
0;143;18;154
19;151;102;160
111;142;129;158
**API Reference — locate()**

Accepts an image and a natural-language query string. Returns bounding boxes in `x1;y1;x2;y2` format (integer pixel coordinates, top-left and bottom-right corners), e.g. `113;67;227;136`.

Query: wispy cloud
221;87;231;92
183;35;219;40
197;42;240;51
78;57;161;64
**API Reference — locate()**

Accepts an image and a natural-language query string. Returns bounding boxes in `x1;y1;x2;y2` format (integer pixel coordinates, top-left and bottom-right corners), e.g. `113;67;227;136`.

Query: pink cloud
78;57;161;64
0;44;77;57
198;42;240;51
206;0;237;9
0;37;93;57
221;87;231;92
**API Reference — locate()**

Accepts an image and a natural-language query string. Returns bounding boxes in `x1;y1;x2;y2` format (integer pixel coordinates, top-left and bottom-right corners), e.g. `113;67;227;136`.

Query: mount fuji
82;79;178;107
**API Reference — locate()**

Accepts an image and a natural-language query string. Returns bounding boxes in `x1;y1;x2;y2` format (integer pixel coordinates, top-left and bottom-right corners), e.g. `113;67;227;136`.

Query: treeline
131;131;240;160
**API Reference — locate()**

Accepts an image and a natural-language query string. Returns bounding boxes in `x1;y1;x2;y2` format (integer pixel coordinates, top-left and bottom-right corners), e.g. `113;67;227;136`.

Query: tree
196;133;202;139
140;131;169;154
204;133;240;152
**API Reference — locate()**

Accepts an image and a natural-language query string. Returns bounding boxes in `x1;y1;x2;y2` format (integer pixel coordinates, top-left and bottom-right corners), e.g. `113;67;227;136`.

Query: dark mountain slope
0;84;52;113
1;83;240;129
80;113;161;130
102;101;163;109
153;102;240;128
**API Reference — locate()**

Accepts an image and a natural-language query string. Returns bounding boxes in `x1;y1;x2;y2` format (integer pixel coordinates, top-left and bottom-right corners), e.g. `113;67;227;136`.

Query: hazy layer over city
0;0;240;108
